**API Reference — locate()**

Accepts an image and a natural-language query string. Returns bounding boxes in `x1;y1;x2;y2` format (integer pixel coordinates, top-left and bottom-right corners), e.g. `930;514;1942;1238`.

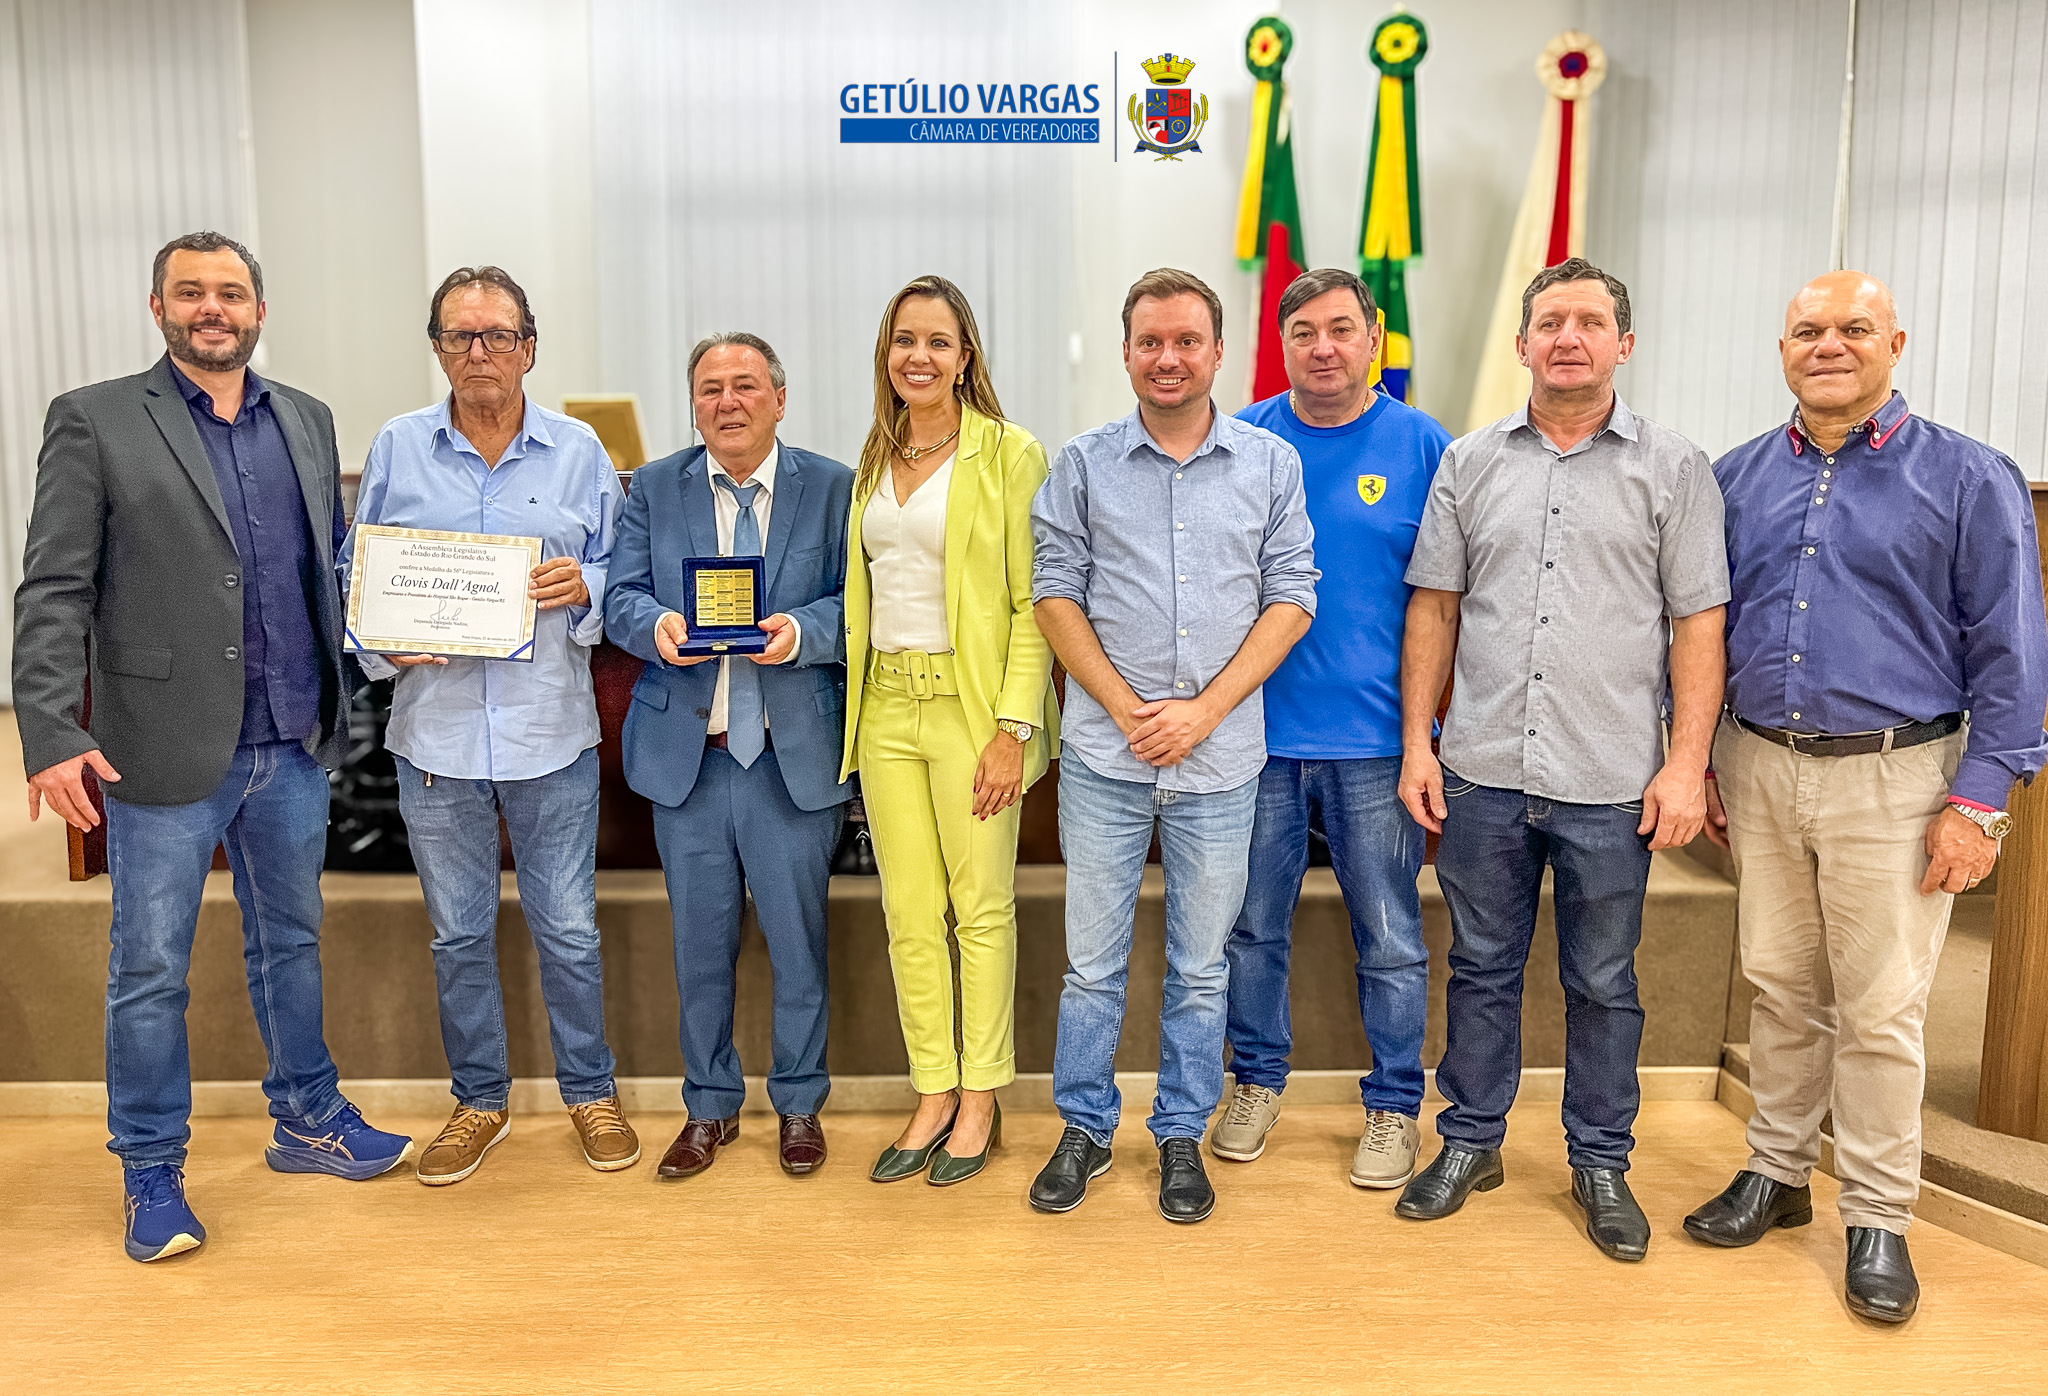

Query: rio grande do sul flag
1235;15;1305;404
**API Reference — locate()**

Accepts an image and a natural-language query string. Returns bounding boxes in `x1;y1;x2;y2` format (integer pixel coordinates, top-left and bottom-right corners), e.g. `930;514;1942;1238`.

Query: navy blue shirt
172;363;331;746
1714;391;2048;809
1239;390;1451;759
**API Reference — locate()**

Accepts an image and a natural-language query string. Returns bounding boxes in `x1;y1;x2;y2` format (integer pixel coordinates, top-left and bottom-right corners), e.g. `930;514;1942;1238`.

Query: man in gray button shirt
1028;268;1318;1225
1392;258;1730;1262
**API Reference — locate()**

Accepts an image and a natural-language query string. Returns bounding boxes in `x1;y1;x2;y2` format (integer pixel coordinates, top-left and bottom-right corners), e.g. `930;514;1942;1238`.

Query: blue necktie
715;476;766;768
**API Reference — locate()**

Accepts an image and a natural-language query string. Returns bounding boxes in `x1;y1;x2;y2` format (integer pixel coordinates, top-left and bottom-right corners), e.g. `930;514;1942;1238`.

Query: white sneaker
1350;1109;1421;1188
1209;1083;1283;1162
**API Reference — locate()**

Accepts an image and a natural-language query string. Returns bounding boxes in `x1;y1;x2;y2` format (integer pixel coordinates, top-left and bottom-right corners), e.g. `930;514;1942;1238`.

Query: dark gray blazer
13;356;352;806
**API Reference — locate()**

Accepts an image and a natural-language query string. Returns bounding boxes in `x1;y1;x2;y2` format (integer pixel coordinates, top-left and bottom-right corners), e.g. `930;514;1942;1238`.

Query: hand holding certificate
345;525;545;661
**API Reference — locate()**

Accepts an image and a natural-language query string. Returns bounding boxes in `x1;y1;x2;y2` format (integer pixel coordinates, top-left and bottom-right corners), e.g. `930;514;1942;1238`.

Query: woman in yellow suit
843;275;1058;1187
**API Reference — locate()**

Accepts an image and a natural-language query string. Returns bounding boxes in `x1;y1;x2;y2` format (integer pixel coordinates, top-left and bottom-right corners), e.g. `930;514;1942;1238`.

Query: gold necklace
1290;389;1372;425
898;426;959;462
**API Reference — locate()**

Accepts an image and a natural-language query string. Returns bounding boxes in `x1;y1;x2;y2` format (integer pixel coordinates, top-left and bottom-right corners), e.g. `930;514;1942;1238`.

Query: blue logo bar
841;118;1100;144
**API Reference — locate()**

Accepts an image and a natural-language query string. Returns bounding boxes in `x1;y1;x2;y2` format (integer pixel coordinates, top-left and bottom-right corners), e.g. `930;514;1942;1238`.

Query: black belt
1733;711;1961;758
706;731;772;752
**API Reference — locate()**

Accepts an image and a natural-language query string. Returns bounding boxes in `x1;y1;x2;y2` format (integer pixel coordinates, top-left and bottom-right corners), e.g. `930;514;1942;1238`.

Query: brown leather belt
1733;711;1961;758
706;731;771;752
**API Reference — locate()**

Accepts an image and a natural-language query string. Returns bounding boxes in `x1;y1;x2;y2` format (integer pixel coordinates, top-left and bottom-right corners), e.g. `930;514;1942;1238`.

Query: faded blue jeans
1051;753;1259;1145
1432;768;1653;1170
395;748;617;1111
104;739;346;1167
1224;755;1428;1115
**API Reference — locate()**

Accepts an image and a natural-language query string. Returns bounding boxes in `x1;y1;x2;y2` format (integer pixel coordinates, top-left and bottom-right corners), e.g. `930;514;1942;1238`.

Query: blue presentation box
679;554;768;656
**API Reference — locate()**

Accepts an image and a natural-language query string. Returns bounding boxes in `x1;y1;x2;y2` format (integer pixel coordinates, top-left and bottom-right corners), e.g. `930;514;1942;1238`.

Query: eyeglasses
433;329;526;355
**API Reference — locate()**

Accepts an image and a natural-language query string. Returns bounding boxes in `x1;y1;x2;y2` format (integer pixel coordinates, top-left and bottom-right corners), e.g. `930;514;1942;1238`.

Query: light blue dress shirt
343;397;624;781
1032;405;1319;793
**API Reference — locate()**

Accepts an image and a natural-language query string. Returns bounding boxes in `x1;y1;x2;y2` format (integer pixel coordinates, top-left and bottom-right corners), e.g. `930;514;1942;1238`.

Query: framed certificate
345;525;543;661
679;554;768;655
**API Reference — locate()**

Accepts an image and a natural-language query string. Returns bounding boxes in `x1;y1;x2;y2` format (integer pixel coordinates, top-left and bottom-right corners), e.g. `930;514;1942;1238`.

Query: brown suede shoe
567;1096;640;1171
779;1113;826;1175
417;1106;510;1186
657;1116;738;1178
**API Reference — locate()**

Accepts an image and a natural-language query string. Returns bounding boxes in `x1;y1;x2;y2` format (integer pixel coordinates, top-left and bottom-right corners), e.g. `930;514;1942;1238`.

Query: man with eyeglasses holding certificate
344;265;636;1186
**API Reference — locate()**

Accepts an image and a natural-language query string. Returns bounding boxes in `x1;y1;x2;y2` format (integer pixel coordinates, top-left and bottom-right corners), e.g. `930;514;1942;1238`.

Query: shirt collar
170;360;268;416
710;440;780;497
430;394;553;461
1499;394;1637;449
1122;402;1232;465
1785;390;1910;456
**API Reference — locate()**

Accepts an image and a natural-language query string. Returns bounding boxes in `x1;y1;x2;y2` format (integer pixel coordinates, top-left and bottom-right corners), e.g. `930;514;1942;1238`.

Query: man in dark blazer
14;232;412;1264
604;331;853;1178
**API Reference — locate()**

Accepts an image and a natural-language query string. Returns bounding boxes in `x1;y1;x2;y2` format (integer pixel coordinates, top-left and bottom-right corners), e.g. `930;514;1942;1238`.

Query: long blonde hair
856;275;1004;500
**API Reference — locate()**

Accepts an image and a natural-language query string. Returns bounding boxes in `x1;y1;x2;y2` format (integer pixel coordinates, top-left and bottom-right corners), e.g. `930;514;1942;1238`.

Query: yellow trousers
856;683;1019;1092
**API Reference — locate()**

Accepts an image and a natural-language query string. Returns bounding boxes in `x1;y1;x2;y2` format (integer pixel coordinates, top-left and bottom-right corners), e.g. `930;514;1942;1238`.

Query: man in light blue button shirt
343;267;637;1182
1029;268;1318;1225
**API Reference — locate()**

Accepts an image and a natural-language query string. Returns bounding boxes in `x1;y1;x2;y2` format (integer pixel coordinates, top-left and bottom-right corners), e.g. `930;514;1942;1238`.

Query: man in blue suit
604;331;854;1178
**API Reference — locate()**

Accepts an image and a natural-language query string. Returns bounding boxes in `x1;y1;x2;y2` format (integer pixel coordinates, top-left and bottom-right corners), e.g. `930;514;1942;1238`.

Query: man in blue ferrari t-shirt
1212;268;1452;1187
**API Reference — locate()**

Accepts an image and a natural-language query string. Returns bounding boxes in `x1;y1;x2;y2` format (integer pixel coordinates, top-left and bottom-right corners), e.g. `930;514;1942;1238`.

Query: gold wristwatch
996;719;1035;743
1949;801;2014;840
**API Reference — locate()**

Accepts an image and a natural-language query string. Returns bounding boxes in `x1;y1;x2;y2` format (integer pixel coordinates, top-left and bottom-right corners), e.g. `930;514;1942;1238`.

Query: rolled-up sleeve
1658;448;1733;619
1031;442;1093;606
1404;443;1469;592
1258;440;1318;615
1950;457;2048;808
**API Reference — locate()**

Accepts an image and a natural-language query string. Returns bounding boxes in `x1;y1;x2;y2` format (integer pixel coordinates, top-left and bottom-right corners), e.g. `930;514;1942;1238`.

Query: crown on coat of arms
1140;53;1196;85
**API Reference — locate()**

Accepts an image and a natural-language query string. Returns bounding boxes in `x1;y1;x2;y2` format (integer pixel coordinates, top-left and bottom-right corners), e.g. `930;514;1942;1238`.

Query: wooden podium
1979;482;2048;1143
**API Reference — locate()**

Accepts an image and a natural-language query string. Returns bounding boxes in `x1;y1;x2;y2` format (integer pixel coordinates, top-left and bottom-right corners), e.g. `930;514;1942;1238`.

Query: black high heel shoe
928;1098;1002;1187
870;1093;958;1183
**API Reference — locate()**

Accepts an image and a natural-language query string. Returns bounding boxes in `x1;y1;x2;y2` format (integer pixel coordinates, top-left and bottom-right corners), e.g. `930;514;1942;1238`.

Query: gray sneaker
1209;1083;1283;1162
1349;1109;1420;1188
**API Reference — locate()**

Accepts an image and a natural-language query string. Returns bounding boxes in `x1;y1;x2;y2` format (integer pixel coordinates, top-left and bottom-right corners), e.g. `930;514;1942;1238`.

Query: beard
159;313;260;372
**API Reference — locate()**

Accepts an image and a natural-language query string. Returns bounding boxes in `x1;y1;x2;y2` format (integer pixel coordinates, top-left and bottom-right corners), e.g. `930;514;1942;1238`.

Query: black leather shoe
1029;1125;1113;1214
1394;1146;1504;1220
1683;1170;1814;1247
1157;1138;1215;1223
1572;1167;1650;1262
1845;1227;1919;1323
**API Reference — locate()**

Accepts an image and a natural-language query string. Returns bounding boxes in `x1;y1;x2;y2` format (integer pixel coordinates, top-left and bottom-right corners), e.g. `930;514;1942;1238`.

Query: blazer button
224;574;239;588
694;707;711;719
225;646;240;659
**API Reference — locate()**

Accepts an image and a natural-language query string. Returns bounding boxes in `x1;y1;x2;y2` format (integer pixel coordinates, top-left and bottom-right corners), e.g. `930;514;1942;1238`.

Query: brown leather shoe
779;1113;826;1175
657;1116;738;1178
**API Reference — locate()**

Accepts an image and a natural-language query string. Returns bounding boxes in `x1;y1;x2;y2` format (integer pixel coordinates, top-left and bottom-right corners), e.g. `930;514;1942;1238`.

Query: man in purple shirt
1685;271;2048;1324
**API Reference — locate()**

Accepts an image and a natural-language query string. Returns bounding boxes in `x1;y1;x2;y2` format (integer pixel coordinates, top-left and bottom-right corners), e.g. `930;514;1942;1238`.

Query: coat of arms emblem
1127;53;1208;160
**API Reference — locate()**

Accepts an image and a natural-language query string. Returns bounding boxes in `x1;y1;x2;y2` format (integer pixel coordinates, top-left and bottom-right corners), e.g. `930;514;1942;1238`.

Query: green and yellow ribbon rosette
1358;11;1430;402
1234;16;1298;267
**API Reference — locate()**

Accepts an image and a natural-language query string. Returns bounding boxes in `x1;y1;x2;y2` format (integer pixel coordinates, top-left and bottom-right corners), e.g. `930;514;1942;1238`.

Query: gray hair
1520;256;1633;337
152;231;263;302
1277;268;1378;330
688;331;787;390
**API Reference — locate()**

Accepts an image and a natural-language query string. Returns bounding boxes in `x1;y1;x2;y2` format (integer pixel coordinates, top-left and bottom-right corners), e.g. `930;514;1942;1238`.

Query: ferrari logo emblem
1357;474;1386;505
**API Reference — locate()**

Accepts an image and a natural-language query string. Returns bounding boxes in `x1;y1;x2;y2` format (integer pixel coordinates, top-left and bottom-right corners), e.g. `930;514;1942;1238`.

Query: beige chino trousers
1715;718;1962;1234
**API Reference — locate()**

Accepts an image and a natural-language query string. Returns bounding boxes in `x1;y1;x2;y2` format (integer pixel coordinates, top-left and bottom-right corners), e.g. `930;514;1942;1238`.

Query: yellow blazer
840;404;1060;785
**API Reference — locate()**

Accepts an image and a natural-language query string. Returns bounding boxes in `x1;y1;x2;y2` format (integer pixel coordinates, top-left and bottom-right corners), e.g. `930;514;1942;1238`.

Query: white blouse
862;453;953;654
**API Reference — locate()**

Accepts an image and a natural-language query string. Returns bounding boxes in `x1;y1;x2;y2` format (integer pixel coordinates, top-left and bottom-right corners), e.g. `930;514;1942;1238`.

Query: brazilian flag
1358;13;1428;404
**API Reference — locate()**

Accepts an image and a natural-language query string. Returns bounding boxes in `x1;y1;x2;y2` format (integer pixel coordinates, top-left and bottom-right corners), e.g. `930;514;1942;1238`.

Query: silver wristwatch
1949;802;2014;840
996;719;1035;743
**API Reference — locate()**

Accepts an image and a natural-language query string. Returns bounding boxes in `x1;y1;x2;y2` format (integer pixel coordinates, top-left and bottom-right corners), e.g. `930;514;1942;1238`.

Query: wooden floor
3;1100;2045;1394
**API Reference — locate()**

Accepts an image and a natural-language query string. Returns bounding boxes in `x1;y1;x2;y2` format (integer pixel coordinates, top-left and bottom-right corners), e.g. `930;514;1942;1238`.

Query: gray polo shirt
1404;397;1730;804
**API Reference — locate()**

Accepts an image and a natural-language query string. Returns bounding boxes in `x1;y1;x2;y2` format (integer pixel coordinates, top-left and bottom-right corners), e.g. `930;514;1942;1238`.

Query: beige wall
245;0;432;470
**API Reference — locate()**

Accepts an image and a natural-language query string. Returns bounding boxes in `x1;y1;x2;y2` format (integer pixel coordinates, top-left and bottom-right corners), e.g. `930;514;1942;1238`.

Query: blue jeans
395;748;617;1110
1225;756;1428;1115
104;740;344;1167
1432;769;1653;1170
1052;754;1259;1145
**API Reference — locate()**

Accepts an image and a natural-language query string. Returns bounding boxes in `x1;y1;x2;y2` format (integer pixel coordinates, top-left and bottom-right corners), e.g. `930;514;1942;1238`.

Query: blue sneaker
265;1103;414;1180
123;1165;205;1262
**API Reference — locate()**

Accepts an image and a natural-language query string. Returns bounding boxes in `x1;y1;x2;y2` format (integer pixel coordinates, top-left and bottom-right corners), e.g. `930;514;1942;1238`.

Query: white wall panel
1849;0;2048;477
0;0;258;701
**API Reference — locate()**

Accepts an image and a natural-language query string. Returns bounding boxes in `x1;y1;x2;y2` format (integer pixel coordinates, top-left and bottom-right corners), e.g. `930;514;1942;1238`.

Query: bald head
1780;269;1905;425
